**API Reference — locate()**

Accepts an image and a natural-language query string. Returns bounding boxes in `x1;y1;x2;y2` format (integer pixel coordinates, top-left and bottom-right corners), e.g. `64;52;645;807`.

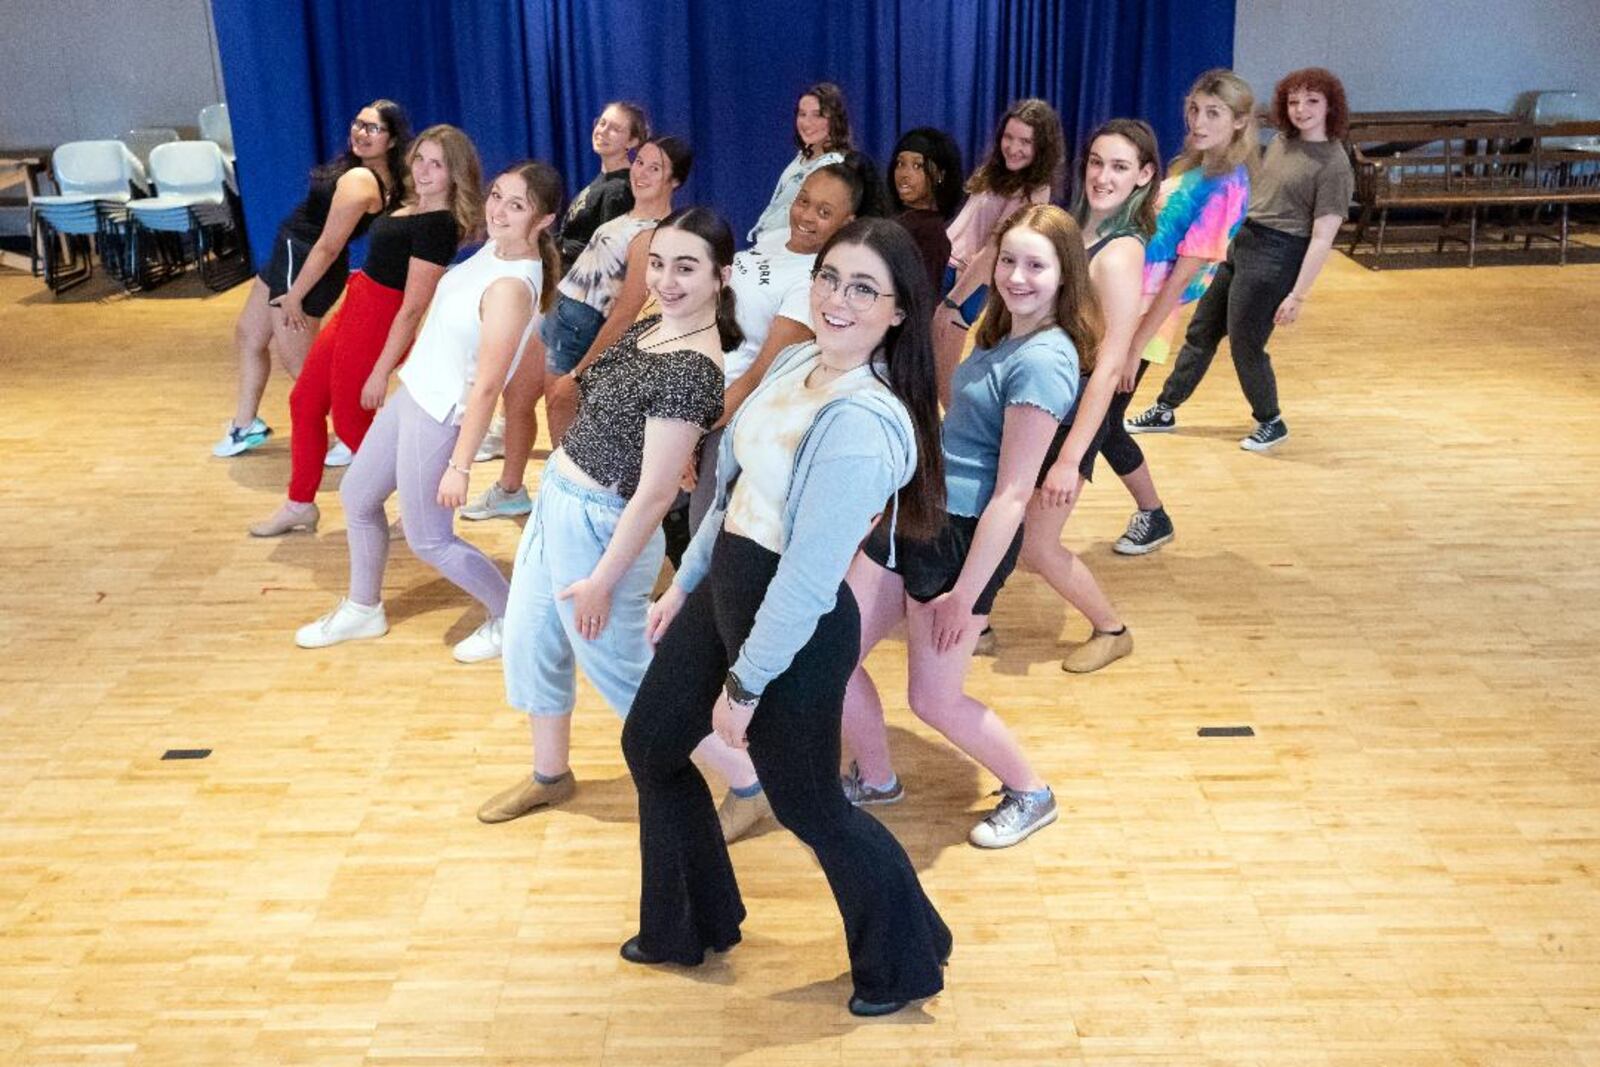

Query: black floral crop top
561;317;725;498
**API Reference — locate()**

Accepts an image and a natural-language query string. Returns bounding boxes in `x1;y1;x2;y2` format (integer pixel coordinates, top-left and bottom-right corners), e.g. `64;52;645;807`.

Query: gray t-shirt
1247;135;1355;237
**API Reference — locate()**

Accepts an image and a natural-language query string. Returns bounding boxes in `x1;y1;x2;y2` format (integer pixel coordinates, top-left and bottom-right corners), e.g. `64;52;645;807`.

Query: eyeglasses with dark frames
811;268;894;312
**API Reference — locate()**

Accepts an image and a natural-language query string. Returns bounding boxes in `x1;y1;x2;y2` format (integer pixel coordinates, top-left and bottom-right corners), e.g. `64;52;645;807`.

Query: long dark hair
793;82;853;158
498;160;565;313
655;207;745;353
645;135;694;184
888;127;965;219
967;98;1065;199
313;98;410;210
812;218;945;538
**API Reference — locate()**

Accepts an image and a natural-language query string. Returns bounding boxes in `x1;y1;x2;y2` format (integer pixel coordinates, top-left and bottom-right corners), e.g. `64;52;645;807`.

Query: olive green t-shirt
1247;135;1355;237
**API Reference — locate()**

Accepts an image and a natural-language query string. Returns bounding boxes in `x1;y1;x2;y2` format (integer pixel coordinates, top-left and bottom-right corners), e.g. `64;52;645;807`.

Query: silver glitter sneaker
968;786;1057;848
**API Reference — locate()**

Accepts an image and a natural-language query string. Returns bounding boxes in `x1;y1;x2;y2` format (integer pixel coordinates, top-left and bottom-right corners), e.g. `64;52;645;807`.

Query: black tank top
281;166;388;243
360;209;461;289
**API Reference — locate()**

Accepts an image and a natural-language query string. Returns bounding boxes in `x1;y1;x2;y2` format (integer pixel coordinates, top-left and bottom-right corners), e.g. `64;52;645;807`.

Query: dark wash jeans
1157;220;1310;424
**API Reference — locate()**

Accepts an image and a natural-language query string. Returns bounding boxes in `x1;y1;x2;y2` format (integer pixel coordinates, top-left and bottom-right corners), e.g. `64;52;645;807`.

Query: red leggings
286;272;405;502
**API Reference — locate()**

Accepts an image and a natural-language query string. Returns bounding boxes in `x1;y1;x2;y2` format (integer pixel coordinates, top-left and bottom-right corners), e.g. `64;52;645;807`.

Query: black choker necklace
643;321;716;348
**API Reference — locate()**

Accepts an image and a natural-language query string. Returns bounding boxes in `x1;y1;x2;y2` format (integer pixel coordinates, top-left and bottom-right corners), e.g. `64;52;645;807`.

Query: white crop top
399;240;542;425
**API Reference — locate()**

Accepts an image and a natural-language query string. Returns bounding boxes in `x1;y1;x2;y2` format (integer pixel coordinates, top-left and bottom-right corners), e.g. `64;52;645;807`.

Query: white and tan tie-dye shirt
724;351;889;553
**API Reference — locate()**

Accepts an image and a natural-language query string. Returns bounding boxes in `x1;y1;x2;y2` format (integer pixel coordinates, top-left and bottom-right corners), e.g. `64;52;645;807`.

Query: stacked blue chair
125;140;250;292
29;140;149;293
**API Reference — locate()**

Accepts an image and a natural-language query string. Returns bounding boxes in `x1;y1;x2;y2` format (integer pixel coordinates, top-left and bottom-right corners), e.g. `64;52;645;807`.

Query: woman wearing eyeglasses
215;101;409;458
621;218;950;1018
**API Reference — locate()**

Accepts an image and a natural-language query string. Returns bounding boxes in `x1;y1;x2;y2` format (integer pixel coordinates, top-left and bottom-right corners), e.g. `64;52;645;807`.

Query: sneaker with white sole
475;422;506;463
295;598;388;649
460;483;532;521
969;786;1058;848
452;617;503;663
1113;506;1174;555
1125;402;1176;434
840;762;904;806
1240;416;1289;452
324;438;354;467
212;417;272;458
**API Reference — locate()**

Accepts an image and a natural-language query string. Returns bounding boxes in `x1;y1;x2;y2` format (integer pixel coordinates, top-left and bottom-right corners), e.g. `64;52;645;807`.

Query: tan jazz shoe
1061;627;1134;674
476;771;577;824
248;501;320;537
717;788;772;844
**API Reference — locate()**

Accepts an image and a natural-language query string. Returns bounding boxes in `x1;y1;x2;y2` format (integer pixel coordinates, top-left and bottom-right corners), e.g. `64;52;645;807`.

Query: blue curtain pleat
213;0;1234;271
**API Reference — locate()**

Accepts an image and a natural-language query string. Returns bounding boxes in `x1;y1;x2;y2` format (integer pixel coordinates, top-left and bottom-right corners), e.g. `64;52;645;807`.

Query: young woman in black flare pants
619;218;952;1018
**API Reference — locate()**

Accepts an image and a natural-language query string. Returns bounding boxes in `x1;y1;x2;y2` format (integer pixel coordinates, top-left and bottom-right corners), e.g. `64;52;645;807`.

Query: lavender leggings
340;384;510;616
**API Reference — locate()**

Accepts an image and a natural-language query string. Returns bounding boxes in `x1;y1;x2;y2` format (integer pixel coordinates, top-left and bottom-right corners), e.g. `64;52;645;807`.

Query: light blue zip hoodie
673;342;917;699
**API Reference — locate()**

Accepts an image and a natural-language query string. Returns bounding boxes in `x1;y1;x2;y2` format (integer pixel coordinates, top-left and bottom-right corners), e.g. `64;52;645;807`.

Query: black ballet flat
619;936;670;966
620;934;739;967
848;994;909;1017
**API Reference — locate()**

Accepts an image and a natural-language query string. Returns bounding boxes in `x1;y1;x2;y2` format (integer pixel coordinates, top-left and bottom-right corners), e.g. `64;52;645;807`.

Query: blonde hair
973;204;1102;374
1169;69;1258;178
406;124;483;243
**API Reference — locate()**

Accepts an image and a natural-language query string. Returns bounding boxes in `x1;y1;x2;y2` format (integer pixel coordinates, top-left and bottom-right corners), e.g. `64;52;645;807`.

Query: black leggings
1096;358;1153;478
621;531;951;1002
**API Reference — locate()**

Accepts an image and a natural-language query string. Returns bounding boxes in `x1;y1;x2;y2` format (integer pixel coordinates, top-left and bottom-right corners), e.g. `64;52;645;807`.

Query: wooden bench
1347;120;1600;265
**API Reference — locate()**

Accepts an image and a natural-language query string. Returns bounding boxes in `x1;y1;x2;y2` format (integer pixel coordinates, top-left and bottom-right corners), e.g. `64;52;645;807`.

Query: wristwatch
724;670;759;707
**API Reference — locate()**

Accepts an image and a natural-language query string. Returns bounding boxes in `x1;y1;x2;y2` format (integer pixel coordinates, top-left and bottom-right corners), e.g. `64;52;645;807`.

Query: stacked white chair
120;127;181;173
126;140;249;291
29;140;149;293
199;103;235;163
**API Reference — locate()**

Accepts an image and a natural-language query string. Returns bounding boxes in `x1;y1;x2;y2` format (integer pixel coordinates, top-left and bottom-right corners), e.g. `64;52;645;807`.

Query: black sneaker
1113;506;1174;555
1240;417;1289;452
1125;402;1176;434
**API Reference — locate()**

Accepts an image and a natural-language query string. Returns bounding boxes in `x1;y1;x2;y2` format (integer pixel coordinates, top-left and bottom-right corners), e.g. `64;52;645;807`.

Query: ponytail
535;228;560;313
714;284;744;353
494;159;565;313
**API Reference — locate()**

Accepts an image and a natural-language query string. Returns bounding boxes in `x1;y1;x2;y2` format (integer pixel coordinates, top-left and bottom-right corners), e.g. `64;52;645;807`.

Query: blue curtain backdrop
212;0;1234;270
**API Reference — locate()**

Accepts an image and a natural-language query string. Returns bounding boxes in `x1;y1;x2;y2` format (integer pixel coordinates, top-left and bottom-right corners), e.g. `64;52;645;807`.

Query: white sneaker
475;416;506;462
452;617;504;663
324;437;354;467
295;598;388;649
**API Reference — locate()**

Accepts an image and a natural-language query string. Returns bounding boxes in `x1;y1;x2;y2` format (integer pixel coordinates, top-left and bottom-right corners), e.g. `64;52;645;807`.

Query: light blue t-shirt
942;328;1081;517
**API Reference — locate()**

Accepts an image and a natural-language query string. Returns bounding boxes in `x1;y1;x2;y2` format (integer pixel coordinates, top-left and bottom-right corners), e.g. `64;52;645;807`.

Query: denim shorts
940;263;988;327
540;294;606;375
502;465;665;717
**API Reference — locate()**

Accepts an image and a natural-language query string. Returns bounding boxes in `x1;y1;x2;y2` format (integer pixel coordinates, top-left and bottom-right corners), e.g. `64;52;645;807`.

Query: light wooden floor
1;254;1598;1067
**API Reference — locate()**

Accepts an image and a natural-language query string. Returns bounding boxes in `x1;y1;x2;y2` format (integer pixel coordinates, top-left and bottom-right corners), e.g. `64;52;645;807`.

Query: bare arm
1276;213;1343;325
1044;238;1145;490
274;168;382;327
943;242;997;308
1127;254;1205;360
560;417;704;640
574;229;653;375
713;316;814;429
930;404;1060;651
436;279;535;507
360;257;448;409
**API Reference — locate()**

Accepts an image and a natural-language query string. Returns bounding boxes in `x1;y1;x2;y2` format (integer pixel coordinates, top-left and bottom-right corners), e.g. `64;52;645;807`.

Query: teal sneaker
460;482;532;521
212;417;272;458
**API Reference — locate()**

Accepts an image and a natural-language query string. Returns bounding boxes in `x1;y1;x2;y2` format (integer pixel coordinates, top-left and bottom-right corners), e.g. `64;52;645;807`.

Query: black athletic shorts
862;511;1023;616
260;227;350;318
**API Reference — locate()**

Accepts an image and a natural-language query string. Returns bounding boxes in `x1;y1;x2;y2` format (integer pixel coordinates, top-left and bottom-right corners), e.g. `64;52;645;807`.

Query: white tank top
399;240;542;425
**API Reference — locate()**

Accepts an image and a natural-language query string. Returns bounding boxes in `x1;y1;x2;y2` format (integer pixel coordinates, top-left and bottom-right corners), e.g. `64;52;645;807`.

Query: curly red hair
1273;67;1349;140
